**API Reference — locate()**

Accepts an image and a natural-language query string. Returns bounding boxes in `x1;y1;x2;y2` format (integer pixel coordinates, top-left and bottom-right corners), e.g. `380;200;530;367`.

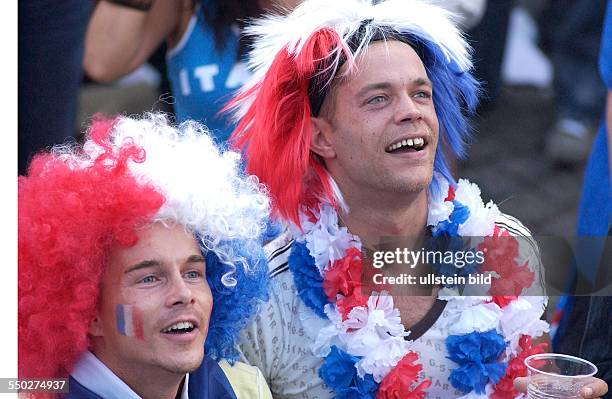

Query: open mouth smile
161;320;198;335
385;136;427;153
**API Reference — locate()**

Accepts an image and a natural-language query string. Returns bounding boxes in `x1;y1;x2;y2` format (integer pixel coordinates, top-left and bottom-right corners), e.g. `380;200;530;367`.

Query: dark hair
199;0;262;58
309;22;420;117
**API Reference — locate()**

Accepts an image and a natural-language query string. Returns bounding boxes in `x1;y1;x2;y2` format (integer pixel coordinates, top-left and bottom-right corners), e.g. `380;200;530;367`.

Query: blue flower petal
432;200;471;238
319;346;378;398
288;241;329;318
450;200;470;225
446;330;507;394
450;363;489;394
354;374;378;396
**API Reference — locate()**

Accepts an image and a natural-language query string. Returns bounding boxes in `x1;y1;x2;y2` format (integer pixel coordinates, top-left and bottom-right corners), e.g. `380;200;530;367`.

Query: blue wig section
204;240;270;362
262;217;283;242
401;34;480;193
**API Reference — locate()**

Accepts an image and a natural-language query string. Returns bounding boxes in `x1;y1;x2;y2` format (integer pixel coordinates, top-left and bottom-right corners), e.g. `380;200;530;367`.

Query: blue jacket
63;357;237;399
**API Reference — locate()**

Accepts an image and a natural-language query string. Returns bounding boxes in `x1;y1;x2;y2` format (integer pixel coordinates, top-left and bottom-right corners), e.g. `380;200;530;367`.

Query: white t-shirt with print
238;213;547;399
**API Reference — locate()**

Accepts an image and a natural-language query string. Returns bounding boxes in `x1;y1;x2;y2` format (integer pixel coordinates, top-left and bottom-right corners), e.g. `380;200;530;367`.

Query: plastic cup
525;353;598;398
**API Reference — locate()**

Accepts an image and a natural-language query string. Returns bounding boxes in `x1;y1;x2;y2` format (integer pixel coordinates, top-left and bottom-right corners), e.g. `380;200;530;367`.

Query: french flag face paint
116;304;144;339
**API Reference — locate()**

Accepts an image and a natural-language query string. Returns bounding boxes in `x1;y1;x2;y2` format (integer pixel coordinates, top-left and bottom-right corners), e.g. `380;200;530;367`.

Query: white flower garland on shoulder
287;174;549;398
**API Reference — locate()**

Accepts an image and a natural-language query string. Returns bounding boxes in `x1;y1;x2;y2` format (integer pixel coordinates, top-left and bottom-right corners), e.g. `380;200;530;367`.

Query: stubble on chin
381;164;434;194
157;341;205;375
159;354;203;375
400;179;431;193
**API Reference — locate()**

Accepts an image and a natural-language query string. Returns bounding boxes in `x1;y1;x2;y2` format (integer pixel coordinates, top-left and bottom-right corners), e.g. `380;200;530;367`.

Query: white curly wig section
81;113;271;284
229;0;470;120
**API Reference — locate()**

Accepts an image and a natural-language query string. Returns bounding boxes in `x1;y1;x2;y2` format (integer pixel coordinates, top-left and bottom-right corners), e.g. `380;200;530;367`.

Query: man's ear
88;314;104;337
310;116;336;159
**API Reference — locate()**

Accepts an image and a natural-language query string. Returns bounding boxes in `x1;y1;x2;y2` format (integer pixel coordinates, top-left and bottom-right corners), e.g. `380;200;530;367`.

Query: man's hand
514;376;608;398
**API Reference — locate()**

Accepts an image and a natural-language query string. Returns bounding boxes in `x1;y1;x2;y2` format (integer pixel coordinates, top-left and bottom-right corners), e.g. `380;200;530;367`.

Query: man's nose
395;93;423;124
166;274;196;307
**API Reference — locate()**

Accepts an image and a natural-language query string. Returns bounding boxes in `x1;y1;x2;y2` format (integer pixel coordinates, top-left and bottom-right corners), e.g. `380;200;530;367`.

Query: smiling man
19;114;272;398
86;223;212;399
226;0;608;398
310;40;439;215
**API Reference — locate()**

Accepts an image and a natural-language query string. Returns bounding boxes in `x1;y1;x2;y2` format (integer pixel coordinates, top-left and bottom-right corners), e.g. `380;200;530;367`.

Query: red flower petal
445;185;456;202
489;296;518;308
323;248;363;300
336;286;370;319
376;352;430;399
492;335;548;398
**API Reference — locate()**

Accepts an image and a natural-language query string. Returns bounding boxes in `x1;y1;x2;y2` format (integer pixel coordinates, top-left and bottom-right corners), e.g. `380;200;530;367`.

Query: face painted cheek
115;304;145;340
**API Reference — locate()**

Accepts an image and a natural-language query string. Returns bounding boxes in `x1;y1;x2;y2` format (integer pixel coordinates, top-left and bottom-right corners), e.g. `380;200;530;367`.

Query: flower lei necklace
287;175;549;399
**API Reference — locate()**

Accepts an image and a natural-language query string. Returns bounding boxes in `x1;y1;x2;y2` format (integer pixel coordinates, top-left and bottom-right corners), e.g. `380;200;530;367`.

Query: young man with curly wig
18;114;272;398
225;0;609;398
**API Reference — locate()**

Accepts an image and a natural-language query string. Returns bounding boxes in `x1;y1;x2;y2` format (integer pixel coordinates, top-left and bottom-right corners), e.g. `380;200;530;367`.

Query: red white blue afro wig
226;0;479;227
19;113;270;380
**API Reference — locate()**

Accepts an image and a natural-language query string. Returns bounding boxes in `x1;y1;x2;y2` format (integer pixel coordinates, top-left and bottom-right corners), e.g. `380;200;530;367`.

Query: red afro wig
228;28;349;227
18;119;164;380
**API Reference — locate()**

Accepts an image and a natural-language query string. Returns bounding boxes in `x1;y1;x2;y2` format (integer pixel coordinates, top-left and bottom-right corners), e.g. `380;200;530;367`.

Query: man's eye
139;275;159;284
367;95;387;105
415;91;432;99
185;270;203;279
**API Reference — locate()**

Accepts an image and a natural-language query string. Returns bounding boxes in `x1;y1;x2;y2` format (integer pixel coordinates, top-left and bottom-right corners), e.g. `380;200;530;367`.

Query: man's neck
93;350;185;399
121;368;184;399
339;189;429;241
116;367;184;399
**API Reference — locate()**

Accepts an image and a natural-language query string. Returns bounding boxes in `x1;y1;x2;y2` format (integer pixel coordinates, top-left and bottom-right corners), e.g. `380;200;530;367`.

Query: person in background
467;0;513;109
19;114;272;398
84;0;301;143
427;0;487;30
539;0;608;165
223;0;607;397
554;2;612;394
19;1;93;174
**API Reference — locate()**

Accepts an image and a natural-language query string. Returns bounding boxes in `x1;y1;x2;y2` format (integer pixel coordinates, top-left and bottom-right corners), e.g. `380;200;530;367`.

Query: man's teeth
386;137;425;152
161;321;195;333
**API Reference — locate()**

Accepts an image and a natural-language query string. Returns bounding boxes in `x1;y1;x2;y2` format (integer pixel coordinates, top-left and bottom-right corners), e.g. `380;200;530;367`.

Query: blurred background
19;0;608;236
18;0;612;366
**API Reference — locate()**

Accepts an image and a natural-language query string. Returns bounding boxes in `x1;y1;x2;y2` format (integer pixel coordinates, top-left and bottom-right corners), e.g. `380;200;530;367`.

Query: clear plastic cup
525;353;598;398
